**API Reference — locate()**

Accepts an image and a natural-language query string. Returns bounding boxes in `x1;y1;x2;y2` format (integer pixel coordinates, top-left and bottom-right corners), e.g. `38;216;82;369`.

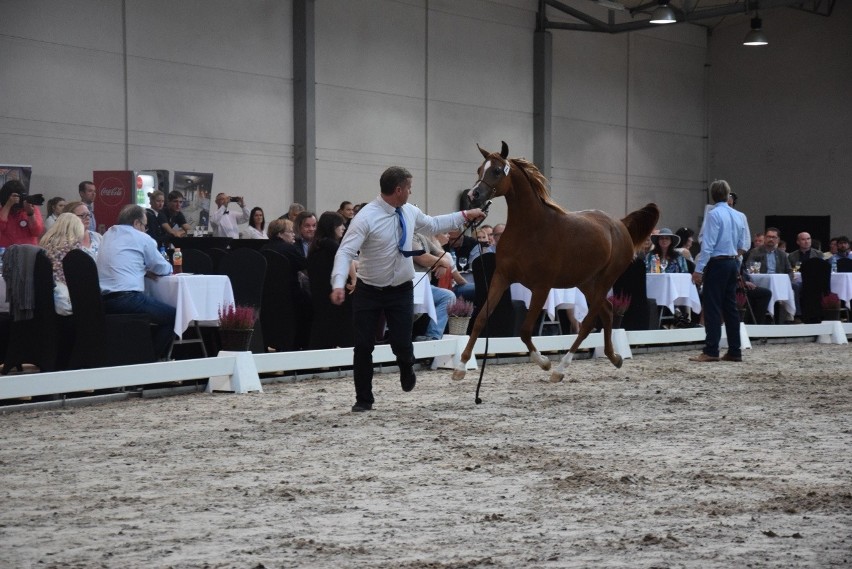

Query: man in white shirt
331;166;486;412
209;193;249;238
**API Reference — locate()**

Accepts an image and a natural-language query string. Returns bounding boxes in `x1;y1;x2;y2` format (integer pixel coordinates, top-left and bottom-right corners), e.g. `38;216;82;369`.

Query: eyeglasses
76;212;91;220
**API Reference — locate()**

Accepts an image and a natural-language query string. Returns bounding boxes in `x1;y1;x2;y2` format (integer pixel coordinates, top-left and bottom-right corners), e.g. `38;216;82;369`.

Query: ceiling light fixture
649;1;676;24
743;16;769;46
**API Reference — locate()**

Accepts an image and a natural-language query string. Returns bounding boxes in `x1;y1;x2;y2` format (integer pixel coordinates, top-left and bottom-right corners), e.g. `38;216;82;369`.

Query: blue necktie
396;207;425;257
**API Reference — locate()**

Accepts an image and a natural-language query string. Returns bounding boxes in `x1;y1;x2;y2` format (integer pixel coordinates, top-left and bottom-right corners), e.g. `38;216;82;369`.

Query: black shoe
351;402;372;412
400;368;416;392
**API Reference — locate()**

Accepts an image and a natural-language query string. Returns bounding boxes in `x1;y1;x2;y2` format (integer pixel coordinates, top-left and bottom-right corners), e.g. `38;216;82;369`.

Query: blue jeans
426;286;455;339
102;291;176;359
701;258;741;357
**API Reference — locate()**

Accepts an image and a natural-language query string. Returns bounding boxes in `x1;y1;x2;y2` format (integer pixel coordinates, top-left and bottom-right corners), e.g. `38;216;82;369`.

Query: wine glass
660;258;668;272
458;257;468;272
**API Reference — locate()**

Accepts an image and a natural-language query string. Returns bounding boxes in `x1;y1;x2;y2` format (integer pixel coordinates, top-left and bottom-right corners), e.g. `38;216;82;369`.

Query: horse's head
468;141;511;208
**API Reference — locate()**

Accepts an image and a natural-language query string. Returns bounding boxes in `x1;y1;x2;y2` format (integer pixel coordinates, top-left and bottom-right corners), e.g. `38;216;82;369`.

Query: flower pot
821;308;841;321
219;328;254;352
448;316;471;336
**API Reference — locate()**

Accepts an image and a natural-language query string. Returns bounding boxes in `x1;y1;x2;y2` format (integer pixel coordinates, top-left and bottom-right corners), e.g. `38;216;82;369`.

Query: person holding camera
0;180;45;247
209;193;249;239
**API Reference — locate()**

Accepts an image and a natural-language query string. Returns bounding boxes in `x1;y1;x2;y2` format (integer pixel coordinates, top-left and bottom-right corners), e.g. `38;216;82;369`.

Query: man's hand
744;281;756;290
23;200;35;216
330;288;346;305
464;208;486;223
691;271;703;286
237;197;245;208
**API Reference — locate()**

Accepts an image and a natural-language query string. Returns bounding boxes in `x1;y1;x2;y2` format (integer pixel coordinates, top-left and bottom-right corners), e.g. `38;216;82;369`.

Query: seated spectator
645;228;688;273
433;231;473;301
675;227;695;260
412;232;458;340
337;201;355;229
745;227;801;322
468;228;495;266
307;212;350;348
293;211;317;257
241;206;268;240
64;201;102;258
284;202;305;222
263;218;305;271
444;228;477;271
752;232;764;249
824;237;838;260
739;262;772;324
97;204;175;359
158;190;192;241
145;190;168;246
44;196;67;231
828;235;851;262
788;231;822;267
0;180;44;247
778;240;787;253
39;212;86;315
262;218;310;347
492;223;506;246
210;193;249;238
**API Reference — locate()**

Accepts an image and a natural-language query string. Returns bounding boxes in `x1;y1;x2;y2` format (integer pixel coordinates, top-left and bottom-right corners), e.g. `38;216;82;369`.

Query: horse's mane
510;157;568;215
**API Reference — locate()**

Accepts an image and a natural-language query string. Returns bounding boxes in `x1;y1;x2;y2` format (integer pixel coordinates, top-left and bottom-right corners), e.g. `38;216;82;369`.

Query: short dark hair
380;166;412;196
78;181;94;194
294;210;316;232
167;190;185;202
837;235;850;244
764;227;781;238
339;201;352;210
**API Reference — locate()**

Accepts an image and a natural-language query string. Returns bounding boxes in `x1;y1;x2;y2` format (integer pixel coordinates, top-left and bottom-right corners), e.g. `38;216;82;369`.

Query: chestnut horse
453;142;659;382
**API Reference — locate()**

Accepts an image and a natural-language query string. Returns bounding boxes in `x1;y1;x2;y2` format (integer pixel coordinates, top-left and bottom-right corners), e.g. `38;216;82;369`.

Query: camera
229;196;242;203
21;193;45;206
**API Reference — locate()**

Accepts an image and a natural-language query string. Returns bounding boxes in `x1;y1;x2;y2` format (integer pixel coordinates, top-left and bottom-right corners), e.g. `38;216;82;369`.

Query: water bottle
831;258;837;273
159;245;168;263
450;250;457;270
172;248;183;274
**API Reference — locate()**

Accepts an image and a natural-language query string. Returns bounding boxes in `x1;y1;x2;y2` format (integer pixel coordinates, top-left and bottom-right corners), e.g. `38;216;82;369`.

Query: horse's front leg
452;273;511;381
520;288;552;372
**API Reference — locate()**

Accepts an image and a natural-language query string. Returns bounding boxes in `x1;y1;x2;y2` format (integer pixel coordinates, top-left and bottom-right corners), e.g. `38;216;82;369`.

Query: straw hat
651;227;681;248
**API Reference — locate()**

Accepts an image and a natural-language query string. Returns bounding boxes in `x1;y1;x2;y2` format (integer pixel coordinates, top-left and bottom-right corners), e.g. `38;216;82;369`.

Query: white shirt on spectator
210;204;249;238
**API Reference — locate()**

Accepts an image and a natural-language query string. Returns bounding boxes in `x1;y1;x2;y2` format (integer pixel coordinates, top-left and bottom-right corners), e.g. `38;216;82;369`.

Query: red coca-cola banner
93;171;134;232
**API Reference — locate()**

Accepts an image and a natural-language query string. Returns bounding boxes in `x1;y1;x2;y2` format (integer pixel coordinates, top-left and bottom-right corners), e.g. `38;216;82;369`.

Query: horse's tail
621;203;660;252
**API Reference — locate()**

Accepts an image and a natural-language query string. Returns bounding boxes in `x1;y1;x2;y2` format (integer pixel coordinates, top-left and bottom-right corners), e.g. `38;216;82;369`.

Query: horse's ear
477;144;489;159
500;141;509;159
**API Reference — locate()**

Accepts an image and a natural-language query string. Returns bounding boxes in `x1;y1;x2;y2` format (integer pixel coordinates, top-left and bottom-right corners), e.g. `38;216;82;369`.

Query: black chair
469;253;522;337
799;257;831;323
207;247;229;274
307;245;353;349
837;258;852;273
181;248;214;274
260;250;297;352
612;257;657;330
2;247;60;374
219;248;267;353
62;249;157;368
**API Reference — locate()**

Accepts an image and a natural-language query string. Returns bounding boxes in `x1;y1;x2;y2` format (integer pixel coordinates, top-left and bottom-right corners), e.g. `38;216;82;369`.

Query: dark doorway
765;216;831;252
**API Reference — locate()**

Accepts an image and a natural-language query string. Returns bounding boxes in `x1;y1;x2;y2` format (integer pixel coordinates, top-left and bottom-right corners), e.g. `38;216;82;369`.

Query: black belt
102;291;135;299
710;255;738;261
357;280;412;293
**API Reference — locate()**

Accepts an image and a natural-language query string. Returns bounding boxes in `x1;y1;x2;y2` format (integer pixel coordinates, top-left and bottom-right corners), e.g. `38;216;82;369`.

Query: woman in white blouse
241;207;268;239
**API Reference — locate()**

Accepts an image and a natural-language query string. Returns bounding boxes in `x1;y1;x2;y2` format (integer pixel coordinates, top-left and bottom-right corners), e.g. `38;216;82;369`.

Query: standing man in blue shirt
691;180;747;362
331;166;486;412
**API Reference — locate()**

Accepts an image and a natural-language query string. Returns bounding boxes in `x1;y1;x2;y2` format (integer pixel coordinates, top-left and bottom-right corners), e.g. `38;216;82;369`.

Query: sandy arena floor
1;343;850;568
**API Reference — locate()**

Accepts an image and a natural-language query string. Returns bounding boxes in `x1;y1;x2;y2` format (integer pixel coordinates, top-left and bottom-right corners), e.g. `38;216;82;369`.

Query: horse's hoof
611;354;623;369
541;359;552;371
452;369;466;381
549;371;564;383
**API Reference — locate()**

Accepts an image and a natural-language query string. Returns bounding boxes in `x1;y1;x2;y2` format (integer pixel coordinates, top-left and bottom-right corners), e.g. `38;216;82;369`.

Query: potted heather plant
446;296;475;335
607;292;631;328
218;304;257;352
820;292;841;321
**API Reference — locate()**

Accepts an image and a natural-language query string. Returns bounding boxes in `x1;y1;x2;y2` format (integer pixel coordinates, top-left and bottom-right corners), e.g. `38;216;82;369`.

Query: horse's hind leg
520;288;551;372
597;296;622;369
550;286;619;382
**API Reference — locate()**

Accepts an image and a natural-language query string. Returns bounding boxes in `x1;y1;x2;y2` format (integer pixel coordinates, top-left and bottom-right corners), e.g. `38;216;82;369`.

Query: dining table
144;273;235;338
645;273;703;314
830;272;852;306
413;274;437;323
509;283;589;323
749;273;796;318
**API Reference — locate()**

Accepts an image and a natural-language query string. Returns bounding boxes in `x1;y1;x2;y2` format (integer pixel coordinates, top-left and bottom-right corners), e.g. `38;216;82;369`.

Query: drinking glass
458;257;468;272
751;261;761;274
660;259;668;272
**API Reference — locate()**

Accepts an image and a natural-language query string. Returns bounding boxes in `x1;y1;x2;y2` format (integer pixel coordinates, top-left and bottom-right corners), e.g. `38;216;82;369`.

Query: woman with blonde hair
63;201;102;258
39;212;86;315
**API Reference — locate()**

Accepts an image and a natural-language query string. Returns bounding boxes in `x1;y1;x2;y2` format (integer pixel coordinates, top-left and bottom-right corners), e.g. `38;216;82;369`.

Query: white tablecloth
750;273;796;317
413;275;437;323
645;273;702;314
145;274;235;338
510;283;589;322
830;273;852;306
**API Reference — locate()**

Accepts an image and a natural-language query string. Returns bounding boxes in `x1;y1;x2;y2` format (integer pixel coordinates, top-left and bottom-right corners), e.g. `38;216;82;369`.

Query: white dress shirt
209;204;249;238
331;196;465;289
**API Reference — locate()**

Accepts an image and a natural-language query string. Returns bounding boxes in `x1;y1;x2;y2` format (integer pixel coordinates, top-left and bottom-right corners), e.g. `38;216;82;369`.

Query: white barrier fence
2;321;849;401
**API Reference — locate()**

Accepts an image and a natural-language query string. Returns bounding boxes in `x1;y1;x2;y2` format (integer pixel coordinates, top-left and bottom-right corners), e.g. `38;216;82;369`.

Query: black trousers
352;280;414;405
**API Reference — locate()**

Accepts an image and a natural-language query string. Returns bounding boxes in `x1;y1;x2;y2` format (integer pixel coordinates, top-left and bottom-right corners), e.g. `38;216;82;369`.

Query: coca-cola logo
98;177;126;207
